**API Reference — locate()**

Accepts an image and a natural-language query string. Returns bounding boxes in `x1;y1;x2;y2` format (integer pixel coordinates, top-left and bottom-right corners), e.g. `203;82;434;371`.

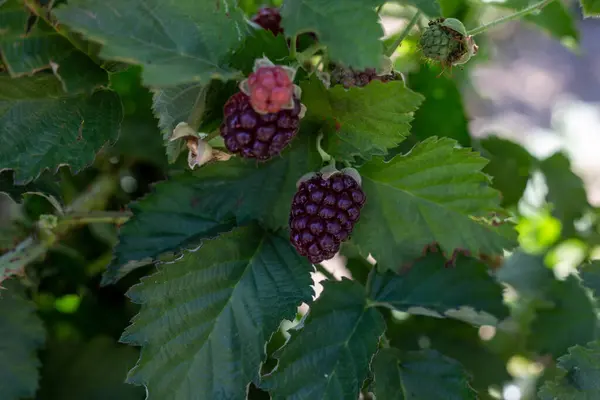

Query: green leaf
104;134;319;284
407;64;470;148
152;79;236;163
403;0;442;17
368;252;509;325
496;251;554;298
529;276;597;357
54;0;249;87
386;316;512;396
580;261;600;299
0;75;122;183
373;348;476;400
352;137;516;271
38;336;144;400
493;0;579;44
121;225;314;400
479;136;534;207
539;340;600;399
0;0;107;92
581;0;600;17
263;279;385;400
281;0;384;69
0;192;27;252
228;30;290;75
0;279;46;400
301;77;424;161
540;153;589;235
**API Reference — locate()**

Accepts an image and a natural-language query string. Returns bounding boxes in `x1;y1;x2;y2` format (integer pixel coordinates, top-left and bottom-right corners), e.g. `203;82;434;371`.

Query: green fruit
419;18;478;67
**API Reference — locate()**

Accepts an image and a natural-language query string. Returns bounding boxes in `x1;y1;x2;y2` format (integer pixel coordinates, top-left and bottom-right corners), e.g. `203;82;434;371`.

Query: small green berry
419;18;478;68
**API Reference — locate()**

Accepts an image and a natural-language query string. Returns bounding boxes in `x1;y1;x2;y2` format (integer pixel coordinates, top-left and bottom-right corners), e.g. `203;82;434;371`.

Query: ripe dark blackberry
330;65;397;89
289;172;366;264
252;7;283;36
220;92;302;160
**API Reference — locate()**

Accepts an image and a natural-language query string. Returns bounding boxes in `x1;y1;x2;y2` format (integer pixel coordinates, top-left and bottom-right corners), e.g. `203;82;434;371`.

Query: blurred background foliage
1;0;599;399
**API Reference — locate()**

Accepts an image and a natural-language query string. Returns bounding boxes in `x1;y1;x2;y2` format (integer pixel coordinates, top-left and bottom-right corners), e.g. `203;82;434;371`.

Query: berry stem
297;43;327;64
385;10;422;57
316;132;333;164
467;0;554;36
290;34;298;59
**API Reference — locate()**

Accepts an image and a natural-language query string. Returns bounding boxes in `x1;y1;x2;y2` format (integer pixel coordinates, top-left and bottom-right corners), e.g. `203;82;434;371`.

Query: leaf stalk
385;10;422;57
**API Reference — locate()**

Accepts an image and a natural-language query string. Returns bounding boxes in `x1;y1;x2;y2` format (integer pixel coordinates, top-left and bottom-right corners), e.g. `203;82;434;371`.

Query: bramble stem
315;263;337;280
57;211;132;229
467;0;554;36
297;43;326;64
385;10;422;57
316;132;332;164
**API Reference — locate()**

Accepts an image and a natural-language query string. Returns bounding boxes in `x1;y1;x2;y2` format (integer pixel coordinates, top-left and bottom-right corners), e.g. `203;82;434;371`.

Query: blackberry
252;7;283;36
329;65;399;89
289;172;366;264
220;92;302;160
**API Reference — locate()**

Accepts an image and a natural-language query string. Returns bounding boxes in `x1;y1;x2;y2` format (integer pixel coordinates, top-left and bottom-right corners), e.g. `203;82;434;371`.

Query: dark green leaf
529;276;597;357
38;336;144;400
152;79;236;163
408;64;471;147
386;316;512;396
0;192;27;252
369;252;509;325
403;0;442;16
0;0;107;92
496;250;554;298
493;0;579;44
581;0;600;17
0;75;122;183
0;279;46;400
54;0;249;86
539;340;600;399
353;137;516;270
281;0;383;69
263;279;385;400
301;77;424;161
104;134;319;283
479;136;534;207
228;30;290;75
373;348;476;400
121;225;313;400
580;261;600;299
540;153;589;235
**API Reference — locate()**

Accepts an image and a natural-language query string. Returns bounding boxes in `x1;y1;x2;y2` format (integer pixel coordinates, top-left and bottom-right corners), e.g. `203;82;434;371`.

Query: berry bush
1;0;599;399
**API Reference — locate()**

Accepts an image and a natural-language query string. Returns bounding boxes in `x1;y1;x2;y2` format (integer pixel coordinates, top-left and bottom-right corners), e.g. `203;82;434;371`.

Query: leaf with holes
0;279;46;400
368;252;509;326
352;137;516;271
54;0;249;86
0;75;122;183
263;279;385;400
301;77;424;161
121;225;314;400
373;349;476;400
104;134;319;284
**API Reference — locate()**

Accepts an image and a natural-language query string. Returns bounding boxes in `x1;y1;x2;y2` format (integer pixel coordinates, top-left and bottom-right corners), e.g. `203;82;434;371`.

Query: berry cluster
329;65;398;89
289;172;366;264
220;92;302;160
